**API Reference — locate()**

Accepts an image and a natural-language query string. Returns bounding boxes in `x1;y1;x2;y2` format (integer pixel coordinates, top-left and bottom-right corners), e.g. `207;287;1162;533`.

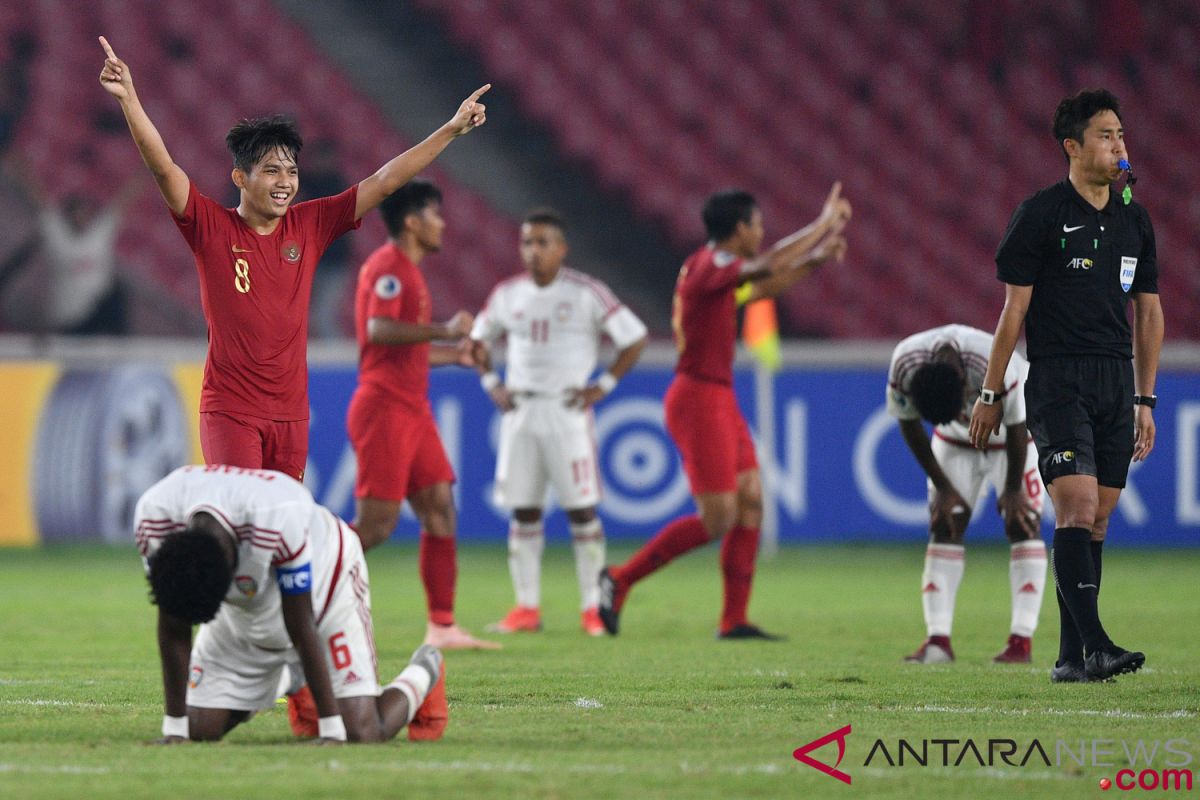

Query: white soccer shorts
186;516;380;711
928;436;1045;519
493;395;601;510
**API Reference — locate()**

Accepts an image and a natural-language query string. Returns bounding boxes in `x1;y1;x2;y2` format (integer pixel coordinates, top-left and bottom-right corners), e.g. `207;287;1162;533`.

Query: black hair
909;362;965;426
1052;88;1121;163
147;527;232;624
225;115;303;173
522;207;567;235
702;189;757;241
380;179;443;238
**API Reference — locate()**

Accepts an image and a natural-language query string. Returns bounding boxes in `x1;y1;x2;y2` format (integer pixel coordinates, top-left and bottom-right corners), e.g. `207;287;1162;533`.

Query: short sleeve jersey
672;245;743;385
354;243;431;402
995;180;1157;360
887;324;1027;445
134;464;341;649
470;267;647;393
171;183;361;420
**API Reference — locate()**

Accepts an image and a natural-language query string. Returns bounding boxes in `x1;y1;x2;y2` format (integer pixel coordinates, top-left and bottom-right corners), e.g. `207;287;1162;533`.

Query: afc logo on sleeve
276;563;313;594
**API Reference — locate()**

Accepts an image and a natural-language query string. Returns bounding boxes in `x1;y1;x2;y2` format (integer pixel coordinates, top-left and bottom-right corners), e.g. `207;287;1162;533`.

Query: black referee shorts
1024;356;1135;488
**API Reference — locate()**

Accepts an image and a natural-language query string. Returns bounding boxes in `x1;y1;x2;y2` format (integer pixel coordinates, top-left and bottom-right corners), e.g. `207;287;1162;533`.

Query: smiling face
233;145;299;224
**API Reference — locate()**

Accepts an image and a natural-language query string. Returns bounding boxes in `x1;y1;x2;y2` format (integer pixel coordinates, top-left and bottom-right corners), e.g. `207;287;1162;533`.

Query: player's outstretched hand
446;85;490;136
97;36;134;101
809;233;848;266
444;310;474;339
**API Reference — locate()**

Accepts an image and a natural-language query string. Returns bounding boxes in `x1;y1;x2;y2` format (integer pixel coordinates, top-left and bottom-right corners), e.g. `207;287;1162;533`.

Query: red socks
419;532;456;626
719;525;760;633
612;515;711;588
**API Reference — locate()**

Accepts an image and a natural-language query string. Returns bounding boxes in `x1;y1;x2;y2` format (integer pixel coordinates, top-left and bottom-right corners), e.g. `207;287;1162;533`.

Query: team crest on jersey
280;240;301;263
713;249;738;268
189;665;203;689
555;301;572;322
235;575;258;597
1120;256;1137;292
374;274;402;300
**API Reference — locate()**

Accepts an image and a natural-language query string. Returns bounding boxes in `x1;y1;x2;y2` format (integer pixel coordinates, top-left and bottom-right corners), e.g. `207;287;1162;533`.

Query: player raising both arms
97;35;488;481
135;465;447;744
599;184;851;639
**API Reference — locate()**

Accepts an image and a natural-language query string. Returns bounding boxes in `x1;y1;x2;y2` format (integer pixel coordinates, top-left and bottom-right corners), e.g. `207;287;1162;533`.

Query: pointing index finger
98;36;117;60
468;84;491;102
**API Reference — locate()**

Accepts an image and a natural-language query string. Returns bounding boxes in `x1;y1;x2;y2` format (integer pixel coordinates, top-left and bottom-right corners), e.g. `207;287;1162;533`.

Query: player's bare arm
97;36;190;217
898;418;968;537
354;85;490;221
1131;291;1163;462
742;182;851;280
154;608;192;744
279;591;344;743
998;422;1039;538
429;341;477;368
568;335;648;409
366;310;473;346
742;232;848;303
969;284;1031;448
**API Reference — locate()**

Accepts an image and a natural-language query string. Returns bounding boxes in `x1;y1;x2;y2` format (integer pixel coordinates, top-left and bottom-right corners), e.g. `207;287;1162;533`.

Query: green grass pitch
0;542;1196;799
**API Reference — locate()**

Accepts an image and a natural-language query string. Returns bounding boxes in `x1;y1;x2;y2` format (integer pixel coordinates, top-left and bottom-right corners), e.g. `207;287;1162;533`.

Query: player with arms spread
469;208;648;636
348;179;497;650
97;36;488;481
135;465;447;744
888;324;1046;665
599;184;850;639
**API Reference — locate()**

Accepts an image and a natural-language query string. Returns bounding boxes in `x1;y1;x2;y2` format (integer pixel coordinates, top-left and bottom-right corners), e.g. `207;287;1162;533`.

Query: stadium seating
416;0;1199;339
2;0;521;333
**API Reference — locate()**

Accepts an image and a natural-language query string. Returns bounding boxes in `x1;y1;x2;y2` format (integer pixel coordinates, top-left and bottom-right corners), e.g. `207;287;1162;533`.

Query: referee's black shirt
995;179;1158;361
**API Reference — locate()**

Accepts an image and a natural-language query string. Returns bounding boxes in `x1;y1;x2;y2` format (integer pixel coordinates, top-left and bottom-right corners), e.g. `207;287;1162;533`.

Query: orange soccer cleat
408;661;448;741
485;606;542;634
580;607;605;637
286;684;319;737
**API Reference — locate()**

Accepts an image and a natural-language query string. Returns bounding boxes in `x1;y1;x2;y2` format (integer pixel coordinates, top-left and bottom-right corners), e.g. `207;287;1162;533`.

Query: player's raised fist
97;36;134;100
447;84;490;136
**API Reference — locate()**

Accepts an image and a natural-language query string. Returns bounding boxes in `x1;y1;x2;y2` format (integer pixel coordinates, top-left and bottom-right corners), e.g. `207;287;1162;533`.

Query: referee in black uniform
968;89;1163;683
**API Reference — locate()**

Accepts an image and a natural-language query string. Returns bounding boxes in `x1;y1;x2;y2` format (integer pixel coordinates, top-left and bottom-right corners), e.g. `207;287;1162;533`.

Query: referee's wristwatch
1134;394;1158;409
979;386;1007;406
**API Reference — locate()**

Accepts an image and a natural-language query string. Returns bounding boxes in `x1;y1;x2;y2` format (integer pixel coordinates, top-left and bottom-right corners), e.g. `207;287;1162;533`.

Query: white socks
388;664;434;725
569;518;605;610
922;543;965;636
1009;539;1047;637
508;520;544;608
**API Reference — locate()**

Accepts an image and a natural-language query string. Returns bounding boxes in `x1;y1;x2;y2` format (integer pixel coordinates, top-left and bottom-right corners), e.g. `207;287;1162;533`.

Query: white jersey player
886;324;1047;665
470;209;647;636
134;464;446;744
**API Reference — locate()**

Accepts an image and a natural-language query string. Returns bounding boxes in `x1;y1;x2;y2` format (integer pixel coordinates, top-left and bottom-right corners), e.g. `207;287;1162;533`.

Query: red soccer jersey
354;242;431;401
172;182;360;420
672;244;744;385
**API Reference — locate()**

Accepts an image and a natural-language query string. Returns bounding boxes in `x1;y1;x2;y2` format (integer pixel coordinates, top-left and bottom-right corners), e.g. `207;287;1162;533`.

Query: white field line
0;763;112;775
888;704;1196;720
573;697;603;708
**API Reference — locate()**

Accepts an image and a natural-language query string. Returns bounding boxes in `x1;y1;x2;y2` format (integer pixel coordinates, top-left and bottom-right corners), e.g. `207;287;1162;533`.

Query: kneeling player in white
135;465;447;743
888;325;1047;664
470;209;648;635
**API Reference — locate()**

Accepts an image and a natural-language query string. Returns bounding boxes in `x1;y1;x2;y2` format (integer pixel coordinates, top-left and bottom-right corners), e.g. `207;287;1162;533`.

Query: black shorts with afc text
1025;356;1135;488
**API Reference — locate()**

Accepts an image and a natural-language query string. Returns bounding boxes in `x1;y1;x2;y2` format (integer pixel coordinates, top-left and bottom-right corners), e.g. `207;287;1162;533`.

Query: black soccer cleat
597;568;622;636
1085;646;1145;681
1050;660;1090;683
717;623;785;641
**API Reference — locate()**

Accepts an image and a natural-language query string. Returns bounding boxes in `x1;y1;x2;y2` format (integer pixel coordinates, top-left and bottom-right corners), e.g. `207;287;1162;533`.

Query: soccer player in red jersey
348;179;498;650
599;184;851;639
97;36;489;481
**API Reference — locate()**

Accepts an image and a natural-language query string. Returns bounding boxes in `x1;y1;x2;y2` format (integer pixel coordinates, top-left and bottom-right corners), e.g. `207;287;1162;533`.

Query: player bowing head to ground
599;184;851;640
137;465;447;744
469;209;648;636
97;35;488;482
347;179;498;651
888;325;1047;666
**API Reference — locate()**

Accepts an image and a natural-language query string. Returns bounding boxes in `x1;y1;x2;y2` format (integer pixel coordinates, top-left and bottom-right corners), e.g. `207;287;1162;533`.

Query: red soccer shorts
347;387;455;502
664;373;758;495
199;411;309;481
